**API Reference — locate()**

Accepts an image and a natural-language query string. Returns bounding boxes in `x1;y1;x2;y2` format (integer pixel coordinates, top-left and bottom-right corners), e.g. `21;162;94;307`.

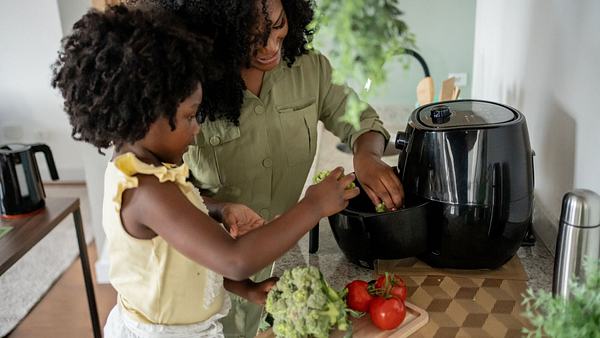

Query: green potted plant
522;259;600;337
312;0;415;128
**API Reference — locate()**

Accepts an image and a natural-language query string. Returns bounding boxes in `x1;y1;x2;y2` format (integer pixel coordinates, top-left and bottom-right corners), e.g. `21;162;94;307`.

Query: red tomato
374;275;387;289
389;285;407;302
369;296;407;330
374;273;407;302
345;280;374;312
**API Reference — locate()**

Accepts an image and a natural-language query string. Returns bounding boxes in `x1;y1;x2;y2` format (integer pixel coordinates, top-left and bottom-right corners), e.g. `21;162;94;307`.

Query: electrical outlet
448;73;468;87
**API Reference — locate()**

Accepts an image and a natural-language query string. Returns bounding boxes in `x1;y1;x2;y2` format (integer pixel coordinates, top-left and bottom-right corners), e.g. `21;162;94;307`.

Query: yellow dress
102;152;227;325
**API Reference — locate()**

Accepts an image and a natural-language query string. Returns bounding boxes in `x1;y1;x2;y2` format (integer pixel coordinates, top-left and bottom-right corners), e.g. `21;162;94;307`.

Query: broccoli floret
313;169;356;190
313;169;331;184
375;202;387;213
265;266;351;337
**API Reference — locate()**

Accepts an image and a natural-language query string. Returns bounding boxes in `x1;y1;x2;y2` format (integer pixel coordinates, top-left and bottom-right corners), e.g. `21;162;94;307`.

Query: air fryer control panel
419;101;517;129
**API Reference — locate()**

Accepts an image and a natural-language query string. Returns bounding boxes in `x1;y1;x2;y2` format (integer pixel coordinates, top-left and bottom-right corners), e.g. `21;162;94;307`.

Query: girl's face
145;84;203;164
249;0;289;72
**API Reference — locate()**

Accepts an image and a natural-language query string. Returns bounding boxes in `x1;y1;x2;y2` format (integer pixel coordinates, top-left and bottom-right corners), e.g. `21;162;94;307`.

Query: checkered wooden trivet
403;275;530;338
376;256;529;281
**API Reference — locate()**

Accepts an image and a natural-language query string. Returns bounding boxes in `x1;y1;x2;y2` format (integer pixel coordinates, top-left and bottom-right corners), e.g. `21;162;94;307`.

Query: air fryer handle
395;131;408;151
30;143;59;180
488;163;506;237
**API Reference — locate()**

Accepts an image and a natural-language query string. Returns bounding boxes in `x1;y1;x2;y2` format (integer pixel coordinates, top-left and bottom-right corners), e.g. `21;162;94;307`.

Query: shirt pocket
277;98;318;166
185;121;241;193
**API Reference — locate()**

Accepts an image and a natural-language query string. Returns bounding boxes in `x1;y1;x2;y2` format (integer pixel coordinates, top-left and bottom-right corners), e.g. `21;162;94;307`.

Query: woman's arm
121;167;358;281
312;54;403;209
353;131;404;209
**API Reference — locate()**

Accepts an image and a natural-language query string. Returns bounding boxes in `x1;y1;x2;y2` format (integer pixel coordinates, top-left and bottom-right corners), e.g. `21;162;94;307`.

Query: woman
130;0;404;336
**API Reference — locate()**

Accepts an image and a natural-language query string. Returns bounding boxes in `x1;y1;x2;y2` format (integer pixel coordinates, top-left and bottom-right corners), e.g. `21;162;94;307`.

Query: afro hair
51;4;215;151
127;0;315;125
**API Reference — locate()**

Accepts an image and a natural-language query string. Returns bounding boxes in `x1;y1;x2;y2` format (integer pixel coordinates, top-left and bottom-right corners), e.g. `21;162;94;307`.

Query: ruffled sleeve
111;153;206;213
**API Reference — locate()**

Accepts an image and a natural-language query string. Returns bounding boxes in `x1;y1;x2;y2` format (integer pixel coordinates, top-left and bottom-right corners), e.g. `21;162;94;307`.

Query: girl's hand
354;153;404;210
246;277;279;305
303;167;360;217
221;203;265;238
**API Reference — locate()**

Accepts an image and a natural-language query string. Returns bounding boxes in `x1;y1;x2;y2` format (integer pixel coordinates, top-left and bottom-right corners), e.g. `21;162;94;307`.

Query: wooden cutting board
256;301;428;338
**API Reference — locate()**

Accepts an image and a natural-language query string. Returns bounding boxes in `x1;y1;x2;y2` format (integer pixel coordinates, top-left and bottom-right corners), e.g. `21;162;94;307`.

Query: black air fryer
396;100;534;269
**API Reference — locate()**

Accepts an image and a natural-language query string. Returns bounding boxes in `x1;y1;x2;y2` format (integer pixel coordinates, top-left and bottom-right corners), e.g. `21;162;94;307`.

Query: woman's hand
354;153;404;210
220;203;265;238
246;277;279;305
353;132;404;210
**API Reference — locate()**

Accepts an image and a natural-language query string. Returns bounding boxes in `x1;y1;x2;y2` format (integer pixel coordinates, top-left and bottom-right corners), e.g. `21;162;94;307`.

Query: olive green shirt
184;52;389;220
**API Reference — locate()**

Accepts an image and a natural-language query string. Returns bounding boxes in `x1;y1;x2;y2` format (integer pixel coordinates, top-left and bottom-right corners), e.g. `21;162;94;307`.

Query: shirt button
254;105;265;115
262;158;273;168
209;136;221;146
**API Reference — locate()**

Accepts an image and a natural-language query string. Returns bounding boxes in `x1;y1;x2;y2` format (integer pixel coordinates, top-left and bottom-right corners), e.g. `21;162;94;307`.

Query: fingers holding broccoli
314;170;393;213
313;169;356;190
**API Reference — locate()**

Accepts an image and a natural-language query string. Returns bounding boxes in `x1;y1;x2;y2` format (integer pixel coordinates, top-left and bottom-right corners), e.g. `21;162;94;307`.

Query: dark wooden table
0;197;102;338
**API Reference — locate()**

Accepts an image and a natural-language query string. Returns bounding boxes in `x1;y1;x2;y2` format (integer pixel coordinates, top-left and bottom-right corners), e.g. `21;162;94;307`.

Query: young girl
51;5;359;337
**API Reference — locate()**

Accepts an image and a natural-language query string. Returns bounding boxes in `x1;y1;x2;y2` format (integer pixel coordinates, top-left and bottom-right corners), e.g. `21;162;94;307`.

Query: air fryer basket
328;182;432;269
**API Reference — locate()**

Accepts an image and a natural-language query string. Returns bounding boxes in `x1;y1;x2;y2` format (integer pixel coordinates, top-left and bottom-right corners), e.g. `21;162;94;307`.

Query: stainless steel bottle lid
0;144;29;154
560;189;600;227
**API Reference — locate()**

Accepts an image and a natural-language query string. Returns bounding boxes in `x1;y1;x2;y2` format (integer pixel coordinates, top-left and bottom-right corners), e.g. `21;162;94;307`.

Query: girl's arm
120;167;358;281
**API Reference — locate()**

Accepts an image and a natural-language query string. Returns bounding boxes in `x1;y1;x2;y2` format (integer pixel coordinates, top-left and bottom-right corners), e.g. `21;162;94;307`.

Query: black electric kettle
0;143;59;219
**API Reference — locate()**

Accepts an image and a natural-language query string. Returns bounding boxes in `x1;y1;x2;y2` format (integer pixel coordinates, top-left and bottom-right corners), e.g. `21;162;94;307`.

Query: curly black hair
51;5;214;151
128;0;315;125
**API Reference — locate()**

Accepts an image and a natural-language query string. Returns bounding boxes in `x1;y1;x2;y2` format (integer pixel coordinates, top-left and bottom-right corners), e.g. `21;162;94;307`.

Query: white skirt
104;296;231;338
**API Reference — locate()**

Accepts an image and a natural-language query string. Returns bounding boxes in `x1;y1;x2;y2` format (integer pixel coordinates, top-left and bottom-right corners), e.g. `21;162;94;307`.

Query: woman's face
145;84;203;164
249;0;289;72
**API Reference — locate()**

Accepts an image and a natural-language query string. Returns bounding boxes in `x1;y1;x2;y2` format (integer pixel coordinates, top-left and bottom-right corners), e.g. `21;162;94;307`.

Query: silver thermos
552;189;600;299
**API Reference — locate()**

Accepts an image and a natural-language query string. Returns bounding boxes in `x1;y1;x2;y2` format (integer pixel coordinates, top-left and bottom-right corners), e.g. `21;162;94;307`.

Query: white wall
0;1;84;181
54;0;110;258
372;0;477;107
1;1;109;272
317;0;477;110
472;0;600;250
57;0;92;36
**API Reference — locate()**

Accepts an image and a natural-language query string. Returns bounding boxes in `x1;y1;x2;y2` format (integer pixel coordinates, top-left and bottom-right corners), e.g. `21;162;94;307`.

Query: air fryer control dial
430;105;452;124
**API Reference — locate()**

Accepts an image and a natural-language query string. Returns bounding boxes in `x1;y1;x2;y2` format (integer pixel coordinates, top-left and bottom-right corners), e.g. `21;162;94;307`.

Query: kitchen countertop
272;216;555;292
